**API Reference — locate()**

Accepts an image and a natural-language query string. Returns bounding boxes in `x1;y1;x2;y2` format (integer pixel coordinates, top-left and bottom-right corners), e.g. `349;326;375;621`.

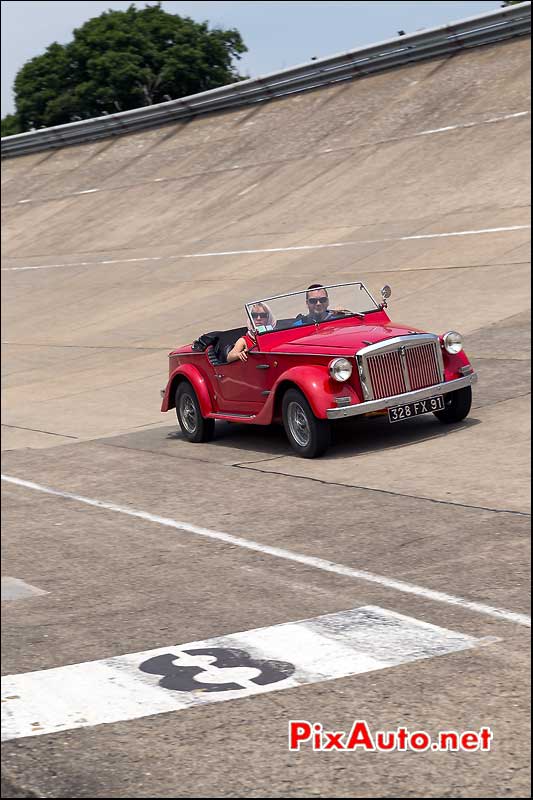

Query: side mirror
380;284;392;308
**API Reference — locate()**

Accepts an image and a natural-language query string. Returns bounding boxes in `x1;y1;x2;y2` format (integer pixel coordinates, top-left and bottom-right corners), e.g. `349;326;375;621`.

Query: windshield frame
244;281;381;334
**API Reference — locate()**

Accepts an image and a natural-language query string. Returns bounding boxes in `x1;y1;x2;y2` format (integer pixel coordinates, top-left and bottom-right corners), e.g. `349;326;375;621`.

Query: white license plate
388;395;444;423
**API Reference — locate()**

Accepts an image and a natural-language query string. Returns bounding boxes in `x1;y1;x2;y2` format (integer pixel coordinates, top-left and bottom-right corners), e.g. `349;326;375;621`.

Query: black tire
282;388;331;458
434;386;472;424
175;381;215;443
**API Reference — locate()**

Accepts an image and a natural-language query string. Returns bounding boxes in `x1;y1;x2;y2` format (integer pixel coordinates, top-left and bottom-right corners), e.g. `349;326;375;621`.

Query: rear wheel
282;388;330;458
175;382;215;443
434;386;472;424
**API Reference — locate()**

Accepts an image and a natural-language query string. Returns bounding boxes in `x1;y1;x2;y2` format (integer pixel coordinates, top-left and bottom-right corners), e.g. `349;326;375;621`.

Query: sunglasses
252;311;269;319
308;297;328;305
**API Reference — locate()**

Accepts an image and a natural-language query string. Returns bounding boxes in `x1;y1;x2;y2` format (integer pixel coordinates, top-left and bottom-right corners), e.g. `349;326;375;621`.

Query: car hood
269;321;428;354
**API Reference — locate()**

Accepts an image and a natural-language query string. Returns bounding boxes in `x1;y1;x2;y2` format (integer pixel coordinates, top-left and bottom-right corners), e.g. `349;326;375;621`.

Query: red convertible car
161;282;477;457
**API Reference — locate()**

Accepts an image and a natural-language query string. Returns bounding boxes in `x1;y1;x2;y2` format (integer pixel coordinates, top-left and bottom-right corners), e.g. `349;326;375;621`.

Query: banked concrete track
1;35;531;798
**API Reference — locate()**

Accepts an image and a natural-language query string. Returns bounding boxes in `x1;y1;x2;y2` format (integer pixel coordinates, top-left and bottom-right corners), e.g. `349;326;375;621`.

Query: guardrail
2;1;530;158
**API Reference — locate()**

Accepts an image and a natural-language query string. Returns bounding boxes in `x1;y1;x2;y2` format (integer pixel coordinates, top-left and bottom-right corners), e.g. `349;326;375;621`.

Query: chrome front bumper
326;372;478;420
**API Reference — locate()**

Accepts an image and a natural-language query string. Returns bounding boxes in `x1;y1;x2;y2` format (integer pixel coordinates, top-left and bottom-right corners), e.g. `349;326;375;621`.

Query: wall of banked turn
1;35;530;447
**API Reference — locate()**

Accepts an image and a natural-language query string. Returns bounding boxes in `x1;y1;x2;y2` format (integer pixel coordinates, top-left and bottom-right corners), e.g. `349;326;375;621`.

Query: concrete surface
1;35;531;798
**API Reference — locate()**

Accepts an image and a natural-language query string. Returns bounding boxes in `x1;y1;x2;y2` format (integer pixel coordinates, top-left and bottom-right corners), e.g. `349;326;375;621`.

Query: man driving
293;284;339;326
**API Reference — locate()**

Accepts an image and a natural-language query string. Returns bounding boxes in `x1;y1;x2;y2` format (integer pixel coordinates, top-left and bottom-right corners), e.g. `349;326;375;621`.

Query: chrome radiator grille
360;338;442;401
367;351;405;399
405;342;442;390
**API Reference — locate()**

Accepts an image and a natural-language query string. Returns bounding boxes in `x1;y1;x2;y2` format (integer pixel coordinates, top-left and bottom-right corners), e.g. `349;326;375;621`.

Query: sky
1;0;504;118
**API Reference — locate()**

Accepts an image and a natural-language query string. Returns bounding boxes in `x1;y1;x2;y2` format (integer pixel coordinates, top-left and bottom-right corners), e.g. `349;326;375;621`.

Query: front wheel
282;388;331;458
175;382;215;443
434;386;472;424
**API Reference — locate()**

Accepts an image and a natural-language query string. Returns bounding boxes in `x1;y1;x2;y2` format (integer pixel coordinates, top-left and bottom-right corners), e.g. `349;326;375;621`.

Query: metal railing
2;2;530;158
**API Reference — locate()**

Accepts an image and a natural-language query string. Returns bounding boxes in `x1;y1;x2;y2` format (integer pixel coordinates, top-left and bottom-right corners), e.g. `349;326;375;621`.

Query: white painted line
2;260;96;272
1;225;530;271
1;256;165;272
2;474;530;628
179;225;531;259
1;605;486;741
238;182;259;197
413;111;530;137
1;577;48;602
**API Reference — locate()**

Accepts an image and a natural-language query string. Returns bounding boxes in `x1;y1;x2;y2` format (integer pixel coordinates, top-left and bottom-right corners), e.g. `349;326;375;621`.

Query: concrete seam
1;424;79;439
232;464;531;518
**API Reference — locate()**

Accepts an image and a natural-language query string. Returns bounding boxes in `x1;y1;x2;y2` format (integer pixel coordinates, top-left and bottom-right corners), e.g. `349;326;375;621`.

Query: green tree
1;113;21;137
8;2;247;132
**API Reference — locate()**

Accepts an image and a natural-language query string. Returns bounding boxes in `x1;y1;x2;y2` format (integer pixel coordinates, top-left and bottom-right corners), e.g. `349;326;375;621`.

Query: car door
214;350;274;413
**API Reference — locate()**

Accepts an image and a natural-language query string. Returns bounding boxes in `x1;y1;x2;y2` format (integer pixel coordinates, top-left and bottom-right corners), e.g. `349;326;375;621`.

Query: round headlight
329;358;353;382
443;331;463;354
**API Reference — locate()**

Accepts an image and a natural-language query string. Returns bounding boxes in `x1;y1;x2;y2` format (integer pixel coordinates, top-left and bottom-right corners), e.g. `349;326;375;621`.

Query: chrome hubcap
180;393;198;433
287;401;311;447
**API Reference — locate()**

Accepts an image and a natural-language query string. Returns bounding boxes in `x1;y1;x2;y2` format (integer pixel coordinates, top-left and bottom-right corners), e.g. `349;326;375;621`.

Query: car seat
206;326;248;365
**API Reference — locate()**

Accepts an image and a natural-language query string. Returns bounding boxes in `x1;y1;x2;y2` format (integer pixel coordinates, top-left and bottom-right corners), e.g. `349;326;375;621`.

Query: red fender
161;364;214;417
256;365;360;423
441;347;472;380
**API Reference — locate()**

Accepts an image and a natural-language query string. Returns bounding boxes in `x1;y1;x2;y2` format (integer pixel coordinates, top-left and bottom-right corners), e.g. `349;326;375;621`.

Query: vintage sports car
161;282;477;458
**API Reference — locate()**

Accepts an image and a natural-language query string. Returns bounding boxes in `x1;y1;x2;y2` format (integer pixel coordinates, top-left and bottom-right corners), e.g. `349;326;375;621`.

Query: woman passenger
226;303;276;363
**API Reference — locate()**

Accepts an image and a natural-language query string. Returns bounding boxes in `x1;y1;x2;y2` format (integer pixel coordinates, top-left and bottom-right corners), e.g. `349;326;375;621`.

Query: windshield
245;282;381;334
